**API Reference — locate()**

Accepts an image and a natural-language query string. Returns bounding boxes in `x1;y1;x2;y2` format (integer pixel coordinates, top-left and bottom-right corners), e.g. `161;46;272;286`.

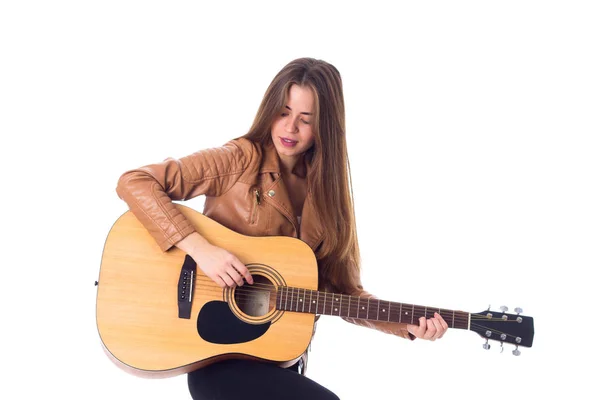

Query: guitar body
96;205;317;377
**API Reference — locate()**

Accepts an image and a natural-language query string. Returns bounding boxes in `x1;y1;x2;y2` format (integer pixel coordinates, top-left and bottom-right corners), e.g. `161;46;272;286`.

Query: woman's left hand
406;312;448;341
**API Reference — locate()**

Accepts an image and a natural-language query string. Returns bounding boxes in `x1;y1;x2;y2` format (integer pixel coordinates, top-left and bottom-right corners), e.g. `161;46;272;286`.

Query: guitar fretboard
276;286;469;329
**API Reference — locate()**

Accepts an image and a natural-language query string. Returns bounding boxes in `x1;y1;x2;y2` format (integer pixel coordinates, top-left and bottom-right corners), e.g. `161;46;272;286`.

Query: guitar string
189;275;505;319
189;275;522;323
182;277;516;334
191;277;511;335
191;277;493;324
191;276;469;318
188;277;470;323
189;276;509;319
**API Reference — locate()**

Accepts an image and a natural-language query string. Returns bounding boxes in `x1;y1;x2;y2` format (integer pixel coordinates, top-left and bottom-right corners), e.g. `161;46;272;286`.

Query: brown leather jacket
116;138;414;347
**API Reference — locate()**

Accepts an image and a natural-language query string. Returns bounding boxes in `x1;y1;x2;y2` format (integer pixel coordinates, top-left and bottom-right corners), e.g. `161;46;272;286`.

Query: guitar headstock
470;306;534;355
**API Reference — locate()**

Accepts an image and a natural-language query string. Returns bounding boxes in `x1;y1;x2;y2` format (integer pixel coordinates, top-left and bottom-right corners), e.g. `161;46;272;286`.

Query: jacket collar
259;142;308;178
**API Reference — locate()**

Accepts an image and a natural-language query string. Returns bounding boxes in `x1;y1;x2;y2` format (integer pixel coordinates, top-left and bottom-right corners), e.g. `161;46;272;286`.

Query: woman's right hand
176;232;254;288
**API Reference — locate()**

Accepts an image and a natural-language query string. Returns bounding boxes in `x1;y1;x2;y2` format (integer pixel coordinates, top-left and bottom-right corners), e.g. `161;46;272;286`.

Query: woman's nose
284;118;298;133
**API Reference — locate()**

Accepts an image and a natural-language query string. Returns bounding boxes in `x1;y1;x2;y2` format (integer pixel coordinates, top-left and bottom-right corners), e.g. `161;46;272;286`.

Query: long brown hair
242;57;362;294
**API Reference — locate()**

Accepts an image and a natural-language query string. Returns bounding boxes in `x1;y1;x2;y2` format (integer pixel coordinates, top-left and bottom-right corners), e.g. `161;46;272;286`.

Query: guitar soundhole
233;275;275;317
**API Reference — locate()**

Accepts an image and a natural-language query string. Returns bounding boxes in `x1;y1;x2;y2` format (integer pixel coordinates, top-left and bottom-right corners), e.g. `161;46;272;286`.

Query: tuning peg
500;305;508;313
512;345;521;356
514;307;523;315
482;339;491;350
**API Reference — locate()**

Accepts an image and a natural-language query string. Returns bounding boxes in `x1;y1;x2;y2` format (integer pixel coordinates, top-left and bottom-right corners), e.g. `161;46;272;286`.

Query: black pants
187;359;339;400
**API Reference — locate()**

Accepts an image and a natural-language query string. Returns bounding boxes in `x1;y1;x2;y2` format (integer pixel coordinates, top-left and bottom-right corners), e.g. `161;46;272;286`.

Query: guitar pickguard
197;301;270;344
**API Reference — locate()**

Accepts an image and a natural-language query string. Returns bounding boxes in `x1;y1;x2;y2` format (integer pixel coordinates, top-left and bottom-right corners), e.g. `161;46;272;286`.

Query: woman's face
270;84;315;166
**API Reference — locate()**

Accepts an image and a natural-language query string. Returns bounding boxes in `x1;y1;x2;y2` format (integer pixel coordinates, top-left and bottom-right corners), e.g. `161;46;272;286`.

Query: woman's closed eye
280;112;310;125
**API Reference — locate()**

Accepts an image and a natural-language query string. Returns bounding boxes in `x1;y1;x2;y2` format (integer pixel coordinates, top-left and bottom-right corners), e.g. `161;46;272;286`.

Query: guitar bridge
178;255;197;319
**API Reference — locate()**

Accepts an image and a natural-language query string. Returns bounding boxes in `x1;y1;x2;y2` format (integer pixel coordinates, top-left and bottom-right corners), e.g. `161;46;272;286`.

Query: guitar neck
276;286;470;330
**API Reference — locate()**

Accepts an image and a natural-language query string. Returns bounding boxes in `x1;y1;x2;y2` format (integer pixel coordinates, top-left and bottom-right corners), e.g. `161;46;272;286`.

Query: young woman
116;57;448;400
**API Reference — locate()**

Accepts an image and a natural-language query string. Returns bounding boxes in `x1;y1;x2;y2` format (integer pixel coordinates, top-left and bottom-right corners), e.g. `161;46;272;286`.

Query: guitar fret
356;297;360;318
367;298;370;319
292;288;297;311
331;293;335;315
278;287;282;310
452;310;455;328
387;300;391;322
347;295;351;318
332;293;336;315
296;287;300;311
302;289;306;312
399;303;403;323
411;304;414;324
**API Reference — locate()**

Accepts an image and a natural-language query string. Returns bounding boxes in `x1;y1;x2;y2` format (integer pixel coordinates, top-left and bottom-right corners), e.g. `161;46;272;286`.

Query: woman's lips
280;137;298;148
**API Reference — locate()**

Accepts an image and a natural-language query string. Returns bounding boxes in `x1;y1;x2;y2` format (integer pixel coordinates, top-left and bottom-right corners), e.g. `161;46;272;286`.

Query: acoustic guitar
95;205;535;377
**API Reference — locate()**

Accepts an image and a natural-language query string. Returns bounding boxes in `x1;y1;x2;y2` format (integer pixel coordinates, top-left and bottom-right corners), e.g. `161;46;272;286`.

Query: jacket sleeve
116;138;255;252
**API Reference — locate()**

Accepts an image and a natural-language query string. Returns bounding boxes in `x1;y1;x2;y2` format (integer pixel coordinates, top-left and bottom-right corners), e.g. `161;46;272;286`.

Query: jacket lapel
260;143;298;233
264;176;297;231
299;191;324;251
260;142;324;250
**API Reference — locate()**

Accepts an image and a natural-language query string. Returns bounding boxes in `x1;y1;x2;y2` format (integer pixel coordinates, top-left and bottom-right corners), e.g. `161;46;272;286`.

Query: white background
1;1;599;399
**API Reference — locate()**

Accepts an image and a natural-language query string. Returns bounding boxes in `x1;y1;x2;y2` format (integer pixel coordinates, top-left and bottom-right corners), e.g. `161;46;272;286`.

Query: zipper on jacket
250;188;260;225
